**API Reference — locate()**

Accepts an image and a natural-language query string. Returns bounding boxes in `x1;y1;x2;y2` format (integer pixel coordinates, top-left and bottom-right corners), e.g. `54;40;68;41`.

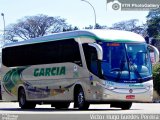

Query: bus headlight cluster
106;86;115;90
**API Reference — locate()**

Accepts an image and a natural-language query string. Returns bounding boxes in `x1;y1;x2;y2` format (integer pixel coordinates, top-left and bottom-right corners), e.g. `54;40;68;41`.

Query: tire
121;102;132;110
75;88;89;110
54;102;70;109
18;88;36;109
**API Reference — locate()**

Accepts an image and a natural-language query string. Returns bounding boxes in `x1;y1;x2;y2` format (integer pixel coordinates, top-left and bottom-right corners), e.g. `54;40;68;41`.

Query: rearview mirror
148;44;159;64
88;43;103;60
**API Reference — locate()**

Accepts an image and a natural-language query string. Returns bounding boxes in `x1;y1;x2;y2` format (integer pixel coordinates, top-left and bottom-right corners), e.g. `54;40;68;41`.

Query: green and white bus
1;30;159;110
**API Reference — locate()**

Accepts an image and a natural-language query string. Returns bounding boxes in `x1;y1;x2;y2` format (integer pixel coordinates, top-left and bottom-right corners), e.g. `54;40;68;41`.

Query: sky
0;0;149;31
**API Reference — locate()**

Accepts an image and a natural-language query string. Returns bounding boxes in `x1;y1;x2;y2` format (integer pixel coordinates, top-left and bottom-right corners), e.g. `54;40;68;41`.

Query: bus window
2;39;82;67
83;43;99;76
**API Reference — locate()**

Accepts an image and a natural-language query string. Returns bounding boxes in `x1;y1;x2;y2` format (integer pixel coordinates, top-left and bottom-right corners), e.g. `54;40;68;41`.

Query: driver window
90;53;98;75
82;43;98;76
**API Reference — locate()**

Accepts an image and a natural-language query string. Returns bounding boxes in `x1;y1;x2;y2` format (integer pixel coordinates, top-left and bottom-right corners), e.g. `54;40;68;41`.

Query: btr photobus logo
106;0;160;11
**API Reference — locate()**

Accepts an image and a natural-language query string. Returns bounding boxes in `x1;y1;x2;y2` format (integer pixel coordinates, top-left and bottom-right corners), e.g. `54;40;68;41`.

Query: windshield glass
100;42;152;83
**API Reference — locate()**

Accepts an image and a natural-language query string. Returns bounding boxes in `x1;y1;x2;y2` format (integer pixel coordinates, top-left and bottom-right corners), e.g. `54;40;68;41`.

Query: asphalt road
0;102;160;120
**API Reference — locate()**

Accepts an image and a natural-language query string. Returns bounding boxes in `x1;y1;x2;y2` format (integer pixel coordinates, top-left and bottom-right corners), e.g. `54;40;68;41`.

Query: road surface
0;102;160;120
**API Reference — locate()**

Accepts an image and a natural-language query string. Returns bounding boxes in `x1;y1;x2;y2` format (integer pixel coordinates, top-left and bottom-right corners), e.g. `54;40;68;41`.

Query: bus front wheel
75;88;90;110
18;88;36;109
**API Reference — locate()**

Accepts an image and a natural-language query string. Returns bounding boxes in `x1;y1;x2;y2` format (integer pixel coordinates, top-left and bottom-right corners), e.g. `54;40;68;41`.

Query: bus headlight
106;86;115;90
145;86;151;91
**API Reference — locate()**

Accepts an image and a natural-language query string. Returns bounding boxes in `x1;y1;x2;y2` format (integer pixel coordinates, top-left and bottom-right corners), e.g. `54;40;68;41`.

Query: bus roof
3;29;145;48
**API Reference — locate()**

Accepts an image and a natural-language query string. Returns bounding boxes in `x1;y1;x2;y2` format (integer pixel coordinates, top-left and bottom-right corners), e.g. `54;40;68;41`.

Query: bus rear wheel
18;88;36;109
75;88;89;110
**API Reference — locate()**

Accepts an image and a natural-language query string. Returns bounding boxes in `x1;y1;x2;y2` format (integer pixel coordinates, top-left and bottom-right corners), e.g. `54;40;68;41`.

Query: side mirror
88;43;103;60
148;44;159;64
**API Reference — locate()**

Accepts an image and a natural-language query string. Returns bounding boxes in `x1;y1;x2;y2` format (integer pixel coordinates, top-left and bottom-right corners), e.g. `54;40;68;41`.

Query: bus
1;30;159;110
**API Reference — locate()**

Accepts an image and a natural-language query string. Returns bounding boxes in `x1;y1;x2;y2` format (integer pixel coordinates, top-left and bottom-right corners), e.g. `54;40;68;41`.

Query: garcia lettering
34;66;66;77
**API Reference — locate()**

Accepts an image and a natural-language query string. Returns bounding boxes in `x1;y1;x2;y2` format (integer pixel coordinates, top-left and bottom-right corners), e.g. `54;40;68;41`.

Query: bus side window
2;39;82;67
59;40;82;66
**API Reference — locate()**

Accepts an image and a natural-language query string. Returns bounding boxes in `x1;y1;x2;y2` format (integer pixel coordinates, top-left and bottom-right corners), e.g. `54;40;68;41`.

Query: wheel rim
78;91;84;106
20;91;25;106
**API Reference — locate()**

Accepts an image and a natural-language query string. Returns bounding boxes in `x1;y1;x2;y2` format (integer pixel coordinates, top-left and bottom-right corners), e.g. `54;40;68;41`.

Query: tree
95;23;107;29
84;23;107;29
63;25;79;32
84;25;94;29
146;8;160;38
5;14;73;41
111;19;145;35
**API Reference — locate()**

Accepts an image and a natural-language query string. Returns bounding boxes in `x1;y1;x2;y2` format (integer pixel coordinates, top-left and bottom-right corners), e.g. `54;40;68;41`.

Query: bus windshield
101;42;152;83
